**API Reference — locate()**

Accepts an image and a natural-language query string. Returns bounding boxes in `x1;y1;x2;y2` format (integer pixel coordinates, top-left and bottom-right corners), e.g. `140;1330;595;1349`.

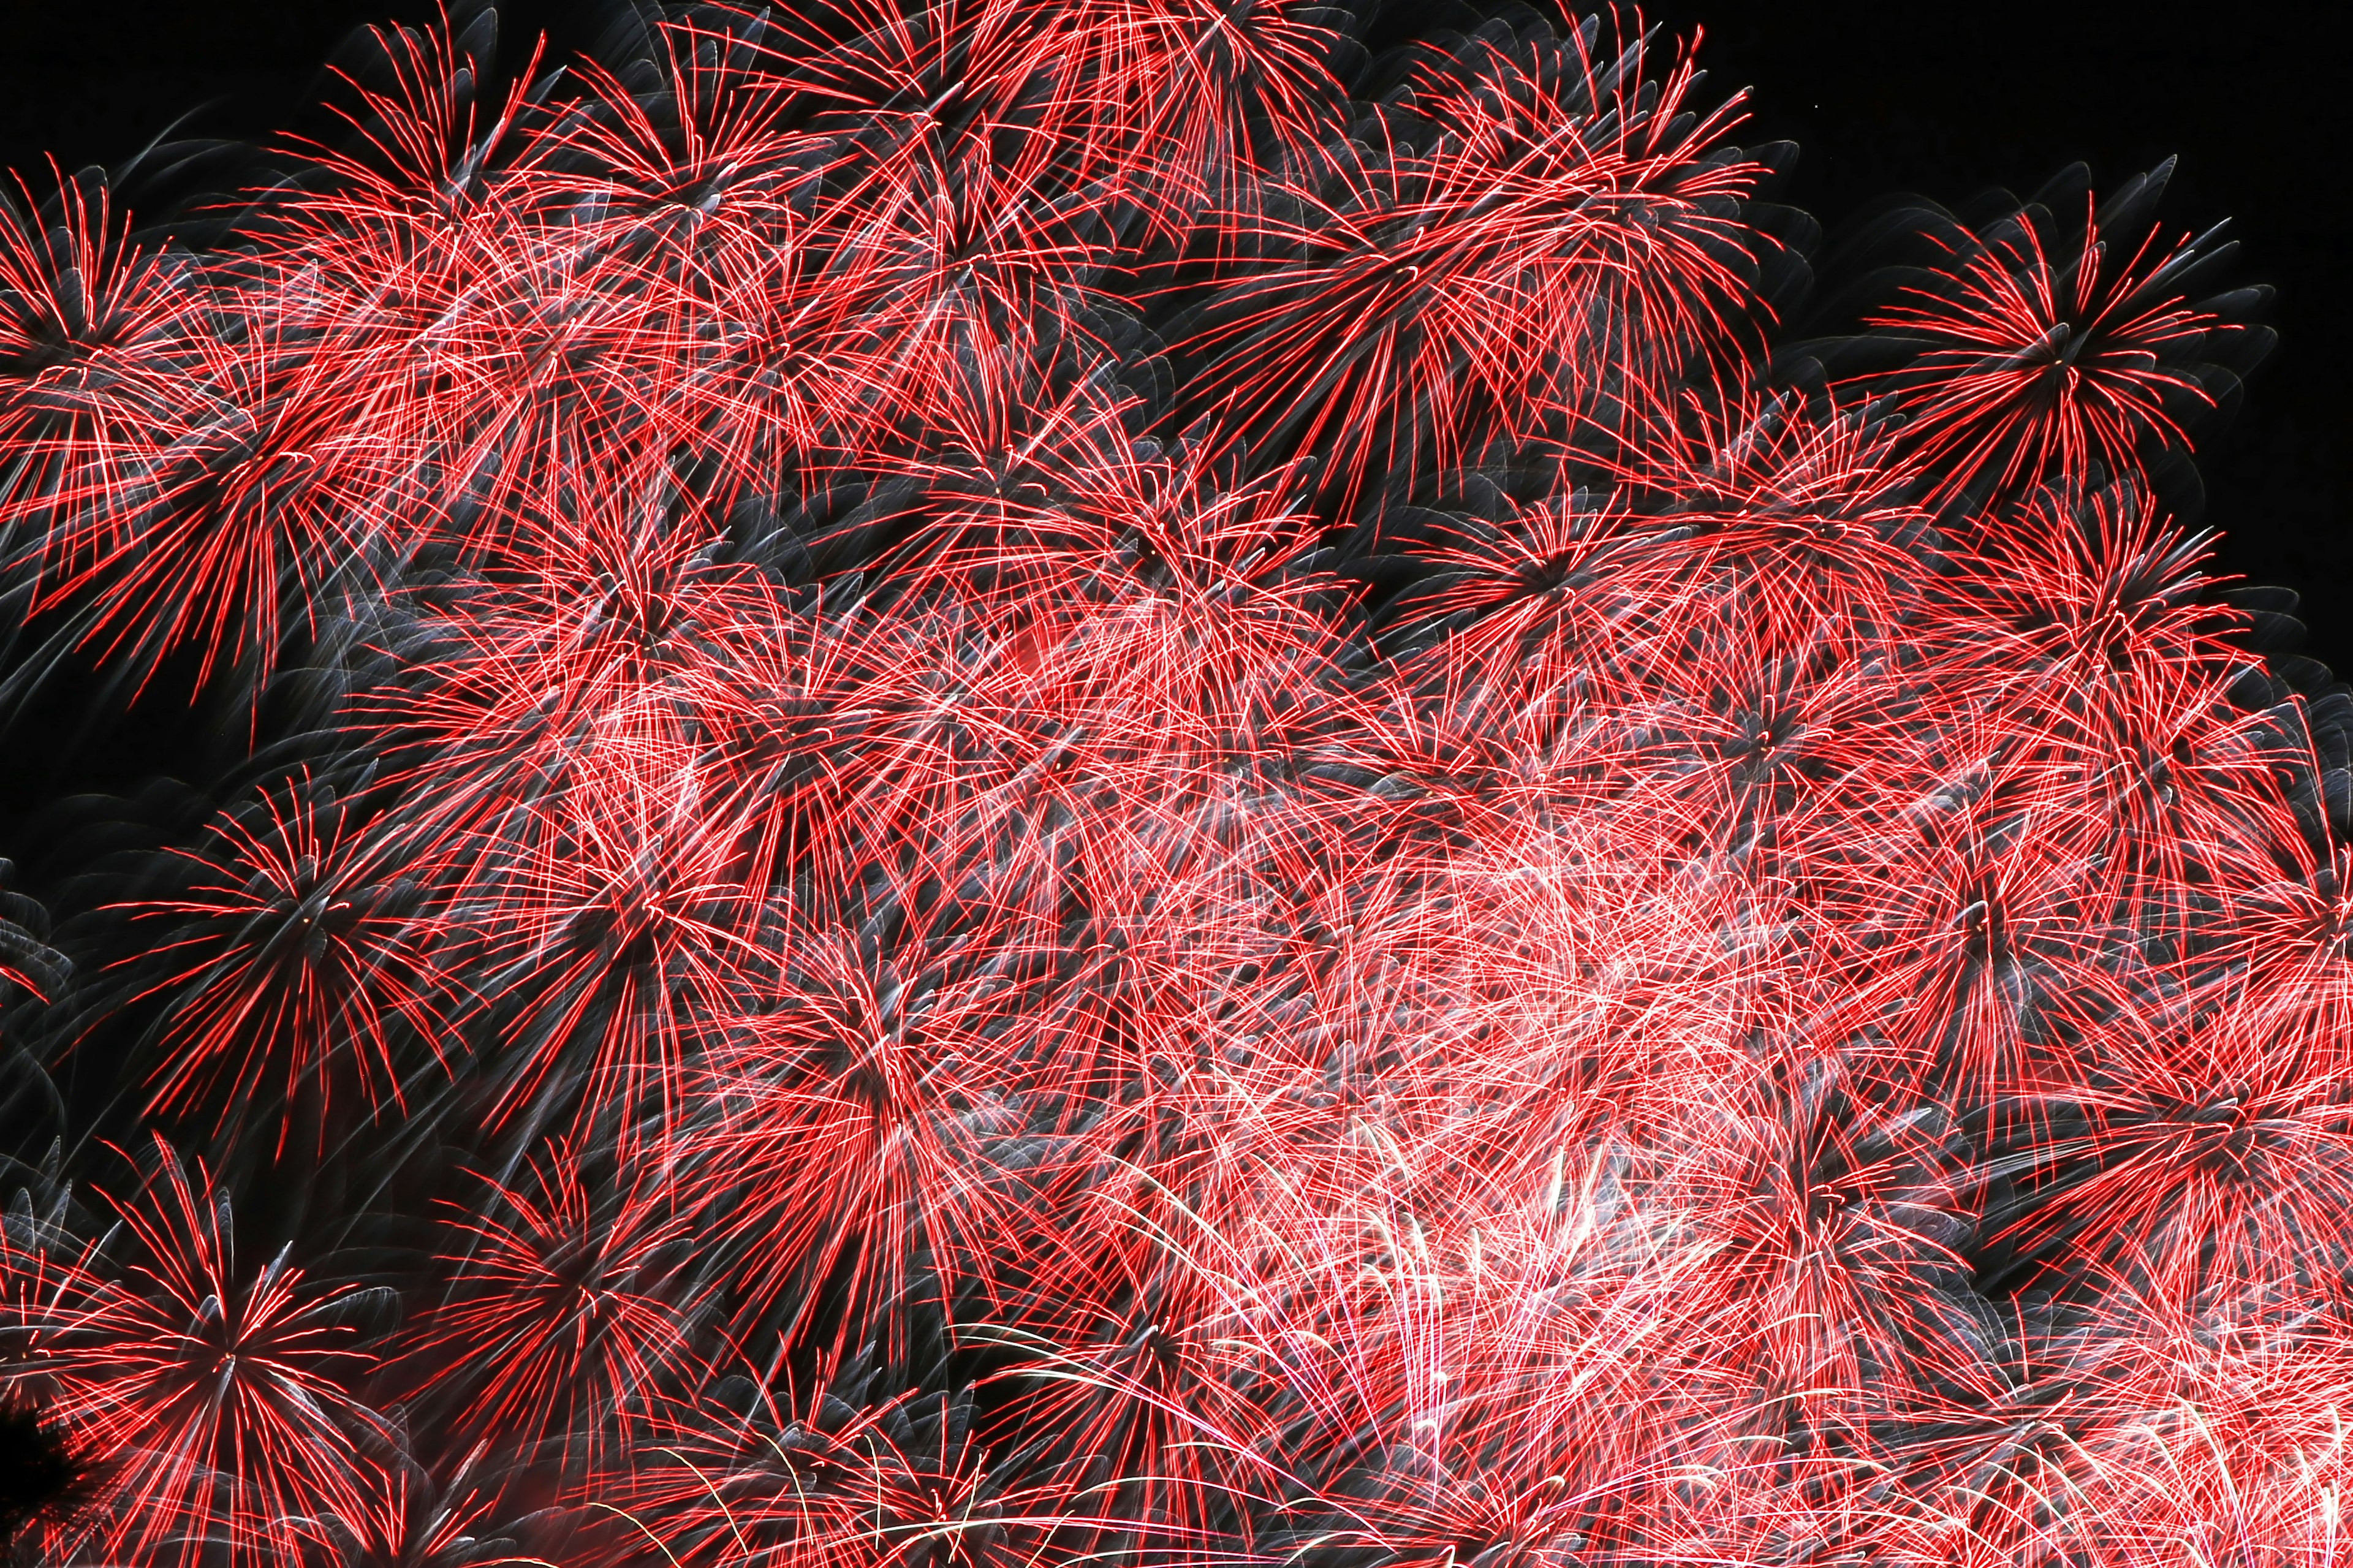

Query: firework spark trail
0;1;2337;1564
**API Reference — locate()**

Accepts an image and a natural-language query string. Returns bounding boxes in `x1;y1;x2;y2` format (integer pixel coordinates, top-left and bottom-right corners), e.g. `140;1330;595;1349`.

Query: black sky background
0;0;2341;828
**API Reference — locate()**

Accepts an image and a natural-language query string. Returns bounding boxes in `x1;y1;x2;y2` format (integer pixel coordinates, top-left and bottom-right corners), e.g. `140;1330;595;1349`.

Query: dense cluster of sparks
0;1;2333;1563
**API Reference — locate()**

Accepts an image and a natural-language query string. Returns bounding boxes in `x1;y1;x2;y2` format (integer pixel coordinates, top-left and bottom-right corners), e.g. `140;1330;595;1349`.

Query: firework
0;2;2334;1565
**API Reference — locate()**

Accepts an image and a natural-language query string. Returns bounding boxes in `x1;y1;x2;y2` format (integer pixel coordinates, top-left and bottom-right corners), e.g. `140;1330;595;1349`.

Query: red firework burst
3;1139;390;1568
1840;161;2269;507
102;773;453;1144
395;1143;708;1478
